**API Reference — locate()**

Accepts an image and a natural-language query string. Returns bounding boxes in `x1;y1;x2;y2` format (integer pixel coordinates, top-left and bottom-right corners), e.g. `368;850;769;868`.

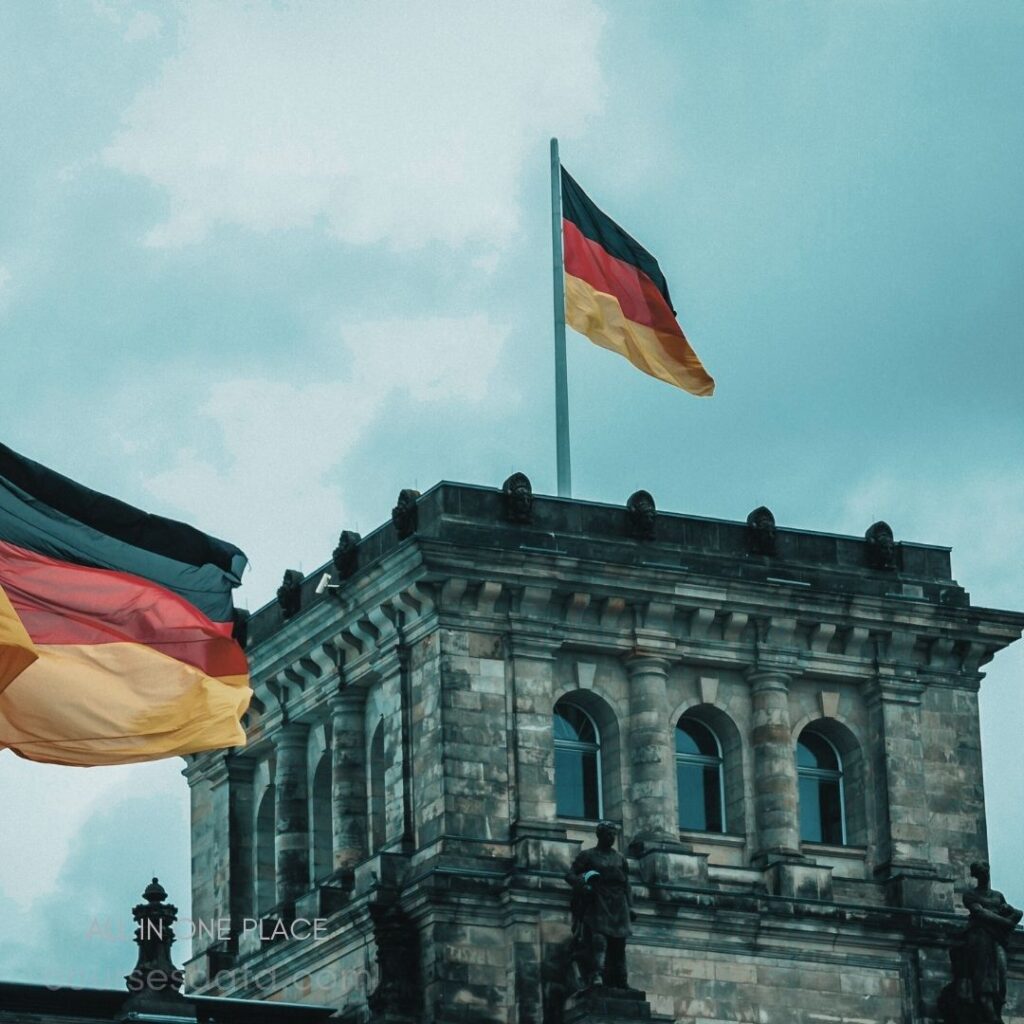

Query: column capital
275;721;310;749
206;753;255;788
746;667;792;694
623;652;672;676
328;687;366;716
180;751;221;785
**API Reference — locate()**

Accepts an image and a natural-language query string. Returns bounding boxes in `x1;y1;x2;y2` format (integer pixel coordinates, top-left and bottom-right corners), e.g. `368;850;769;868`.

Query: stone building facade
183;480;1024;1023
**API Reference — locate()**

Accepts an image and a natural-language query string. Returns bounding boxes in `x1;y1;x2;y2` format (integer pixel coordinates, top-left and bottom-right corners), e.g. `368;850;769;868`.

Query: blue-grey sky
1;0;1021;987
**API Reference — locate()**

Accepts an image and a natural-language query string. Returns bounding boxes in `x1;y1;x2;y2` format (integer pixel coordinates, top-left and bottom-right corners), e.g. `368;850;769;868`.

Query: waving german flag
561;167;714;396
0;443;251;766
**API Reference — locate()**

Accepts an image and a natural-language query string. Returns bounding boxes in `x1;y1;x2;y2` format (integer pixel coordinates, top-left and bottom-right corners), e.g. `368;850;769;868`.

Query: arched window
310;754;333;883
675;717;725;832
369;720;387;852
254;786;276;916
554;701;602;820
797;729;846;845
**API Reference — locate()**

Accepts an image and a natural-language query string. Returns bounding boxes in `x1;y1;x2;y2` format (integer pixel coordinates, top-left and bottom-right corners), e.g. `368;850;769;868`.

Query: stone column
274;722;310;908
748;670;801;863
624;654;677;848
330;689;367;869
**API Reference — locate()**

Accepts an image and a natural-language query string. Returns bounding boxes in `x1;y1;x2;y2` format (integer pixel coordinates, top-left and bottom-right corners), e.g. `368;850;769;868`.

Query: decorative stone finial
502;472;533;524
332;530;362;580
392;489;421;540
231;608;250;649
626;490;656;541
746;506;777;556
120;878;194;1019
276;569;304;618
865;521;897;570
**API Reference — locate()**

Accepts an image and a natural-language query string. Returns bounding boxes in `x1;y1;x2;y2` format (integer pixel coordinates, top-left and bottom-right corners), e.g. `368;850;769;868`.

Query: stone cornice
242;545;1019;746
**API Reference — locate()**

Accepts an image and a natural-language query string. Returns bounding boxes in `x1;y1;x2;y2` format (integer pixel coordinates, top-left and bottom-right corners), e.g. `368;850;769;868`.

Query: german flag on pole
0;443;251;766
561;167;714;396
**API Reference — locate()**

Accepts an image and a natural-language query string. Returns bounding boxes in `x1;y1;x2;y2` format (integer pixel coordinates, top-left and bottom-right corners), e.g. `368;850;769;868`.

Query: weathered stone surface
183;481;1024;1024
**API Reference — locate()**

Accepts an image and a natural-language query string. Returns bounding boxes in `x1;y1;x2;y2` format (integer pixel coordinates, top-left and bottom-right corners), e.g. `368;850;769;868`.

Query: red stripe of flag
0;540;248;678
562;219;682;337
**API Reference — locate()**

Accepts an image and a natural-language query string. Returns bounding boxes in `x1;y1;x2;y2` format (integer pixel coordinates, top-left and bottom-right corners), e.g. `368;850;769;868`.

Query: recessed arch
368;718;387;852
254;784;276;916
310;752;333;883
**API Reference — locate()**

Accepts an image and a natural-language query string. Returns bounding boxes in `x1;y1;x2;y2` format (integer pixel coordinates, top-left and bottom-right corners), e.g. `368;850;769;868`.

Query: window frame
796;729;847;846
675;716;727;834
553;701;604;821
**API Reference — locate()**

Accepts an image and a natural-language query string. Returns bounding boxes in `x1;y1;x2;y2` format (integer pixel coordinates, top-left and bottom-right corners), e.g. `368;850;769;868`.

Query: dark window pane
676;718;719;757
677;762;706;830
553;709;578;742
555;747;585;818
677;762;723;832
799;775;822;842
797;731;838;771
555;747;600;819
818;779;843;845
554;704;596;744
580;750;600;819
702;764;723;832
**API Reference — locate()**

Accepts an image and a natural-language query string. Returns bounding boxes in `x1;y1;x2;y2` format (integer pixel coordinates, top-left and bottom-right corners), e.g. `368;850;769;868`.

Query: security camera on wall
315;572;338;596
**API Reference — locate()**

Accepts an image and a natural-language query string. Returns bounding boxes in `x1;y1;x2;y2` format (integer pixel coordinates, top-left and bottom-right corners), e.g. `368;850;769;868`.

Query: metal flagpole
550;137;572;498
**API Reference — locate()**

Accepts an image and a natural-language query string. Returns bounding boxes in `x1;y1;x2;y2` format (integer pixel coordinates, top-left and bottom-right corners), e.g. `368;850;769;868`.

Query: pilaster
865;667;952;909
508;634;560;826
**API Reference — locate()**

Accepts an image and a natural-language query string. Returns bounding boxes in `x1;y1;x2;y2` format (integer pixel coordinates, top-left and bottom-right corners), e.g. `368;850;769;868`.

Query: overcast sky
1;0;1021;988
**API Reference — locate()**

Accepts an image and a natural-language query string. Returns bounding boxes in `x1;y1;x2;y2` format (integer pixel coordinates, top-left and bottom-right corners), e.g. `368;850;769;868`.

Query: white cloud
142;313;511;605
102;1;606;251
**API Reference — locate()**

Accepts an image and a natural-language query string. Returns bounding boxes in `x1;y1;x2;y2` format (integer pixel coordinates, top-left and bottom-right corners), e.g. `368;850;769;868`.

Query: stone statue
865;520;897;570
332;529;362;580
392;489;421;540
626;491;656;541
747;505;777;556
502;472;534;524
276;569;304;619
565;821;635;990
962;861;1021;1022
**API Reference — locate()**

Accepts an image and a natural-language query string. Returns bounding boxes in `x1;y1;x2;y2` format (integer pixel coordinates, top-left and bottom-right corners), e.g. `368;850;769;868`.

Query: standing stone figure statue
961;861;1021;1022
565;821;634;989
